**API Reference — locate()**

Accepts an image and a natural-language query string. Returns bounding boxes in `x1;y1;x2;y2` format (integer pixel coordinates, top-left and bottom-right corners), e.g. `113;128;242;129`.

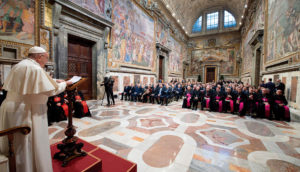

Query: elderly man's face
36;53;49;68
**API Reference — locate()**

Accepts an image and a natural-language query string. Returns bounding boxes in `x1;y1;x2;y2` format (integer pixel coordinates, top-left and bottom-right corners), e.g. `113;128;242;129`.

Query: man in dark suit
260;80;266;88
276;79;285;95
104;75;115;106
121;84;131;101
265;78;275;94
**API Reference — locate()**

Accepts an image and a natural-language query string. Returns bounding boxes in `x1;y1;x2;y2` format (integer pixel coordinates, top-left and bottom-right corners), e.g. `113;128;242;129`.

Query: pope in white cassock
0;46;72;172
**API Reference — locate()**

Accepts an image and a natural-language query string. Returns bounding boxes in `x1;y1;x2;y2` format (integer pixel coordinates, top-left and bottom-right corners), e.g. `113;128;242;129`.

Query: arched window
207;12;219;30
224;10;236;28
192;16;202;33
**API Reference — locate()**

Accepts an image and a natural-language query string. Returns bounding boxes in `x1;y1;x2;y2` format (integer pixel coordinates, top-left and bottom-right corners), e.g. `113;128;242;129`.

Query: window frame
224;10;237;28
192;16;203;33
206;11;219;30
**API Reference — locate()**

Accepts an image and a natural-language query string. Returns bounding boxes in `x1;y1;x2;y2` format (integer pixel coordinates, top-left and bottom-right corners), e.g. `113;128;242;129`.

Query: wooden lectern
53;78;87;167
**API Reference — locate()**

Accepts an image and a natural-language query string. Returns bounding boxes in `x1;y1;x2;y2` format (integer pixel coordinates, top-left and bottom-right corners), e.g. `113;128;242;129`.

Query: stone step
290;108;300;122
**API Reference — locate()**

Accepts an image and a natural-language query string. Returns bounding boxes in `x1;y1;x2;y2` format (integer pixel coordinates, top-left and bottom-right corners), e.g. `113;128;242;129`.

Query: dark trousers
106;88;115;105
192;98;199;110
121;92;130;100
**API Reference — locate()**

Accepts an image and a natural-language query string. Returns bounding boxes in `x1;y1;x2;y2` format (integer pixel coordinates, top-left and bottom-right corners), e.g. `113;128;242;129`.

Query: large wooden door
206;67;216;83
159;56;164;80
68;36;93;100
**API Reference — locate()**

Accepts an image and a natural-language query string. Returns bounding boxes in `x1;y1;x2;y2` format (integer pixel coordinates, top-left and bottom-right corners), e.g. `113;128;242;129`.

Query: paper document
67;76;82;84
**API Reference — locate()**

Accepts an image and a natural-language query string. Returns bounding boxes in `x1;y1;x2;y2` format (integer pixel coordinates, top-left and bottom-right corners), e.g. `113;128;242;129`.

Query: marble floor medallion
49;100;300;172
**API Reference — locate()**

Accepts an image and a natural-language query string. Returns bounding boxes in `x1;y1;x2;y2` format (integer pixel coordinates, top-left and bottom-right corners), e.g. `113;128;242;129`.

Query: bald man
0;46;72;172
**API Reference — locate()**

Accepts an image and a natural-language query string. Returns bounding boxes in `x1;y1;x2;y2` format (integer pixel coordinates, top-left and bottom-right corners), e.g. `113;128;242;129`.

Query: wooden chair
0;126;31;172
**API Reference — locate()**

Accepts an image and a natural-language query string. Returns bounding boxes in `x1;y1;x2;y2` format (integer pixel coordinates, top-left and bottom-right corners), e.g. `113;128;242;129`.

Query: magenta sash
239;103;244;113
284;106;290;118
187;93;191;107
218;101;223;112
226;98;234;112
275;100;290;118
216;96;222;112
230;100;234;112
237;97;244;113
206;97;210;109
263;98;270;117
265;104;270;118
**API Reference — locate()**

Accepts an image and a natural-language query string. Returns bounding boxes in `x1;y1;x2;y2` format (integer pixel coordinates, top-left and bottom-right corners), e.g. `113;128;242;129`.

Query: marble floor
49;100;300;172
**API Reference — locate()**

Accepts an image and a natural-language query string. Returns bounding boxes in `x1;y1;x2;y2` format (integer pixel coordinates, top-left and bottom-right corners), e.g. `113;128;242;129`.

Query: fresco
242;22;255;73
169;36;182;73
0;0;35;45
68;0;105;18
181;45;188;63
253;0;265;31
267;0;300;63
110;0;155;68
220;49;235;74
241;0;264;74
191;48;236;75
156;21;169;47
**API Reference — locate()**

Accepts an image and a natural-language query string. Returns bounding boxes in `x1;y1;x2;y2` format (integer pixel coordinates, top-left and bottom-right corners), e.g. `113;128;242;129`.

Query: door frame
53;1;110;99
158;55;165;81
156;43;171;83
204;66;217;83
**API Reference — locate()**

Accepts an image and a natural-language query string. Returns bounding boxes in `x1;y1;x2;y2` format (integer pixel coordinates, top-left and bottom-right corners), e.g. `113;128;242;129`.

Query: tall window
192;16;202;33
207;12;219;30
224;10;236;28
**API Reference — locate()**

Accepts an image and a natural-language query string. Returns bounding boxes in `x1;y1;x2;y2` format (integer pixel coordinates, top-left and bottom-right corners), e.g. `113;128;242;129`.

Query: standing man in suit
276;79;285;95
104;74;115;106
265;78;275;95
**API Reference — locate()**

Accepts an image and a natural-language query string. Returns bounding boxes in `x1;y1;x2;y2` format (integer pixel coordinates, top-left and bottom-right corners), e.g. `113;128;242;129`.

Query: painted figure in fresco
16;2;34;40
111;0;154;68
95;0;105;14
1;0;24;33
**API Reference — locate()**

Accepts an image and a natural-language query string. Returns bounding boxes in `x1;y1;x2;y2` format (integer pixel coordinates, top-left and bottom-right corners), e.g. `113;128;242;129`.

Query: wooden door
254;48;261;86
159;56;164;80
206;67;215;83
68;36;93;100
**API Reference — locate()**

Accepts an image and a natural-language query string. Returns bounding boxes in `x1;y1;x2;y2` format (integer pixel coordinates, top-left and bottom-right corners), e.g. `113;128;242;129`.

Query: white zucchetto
28;46;47;54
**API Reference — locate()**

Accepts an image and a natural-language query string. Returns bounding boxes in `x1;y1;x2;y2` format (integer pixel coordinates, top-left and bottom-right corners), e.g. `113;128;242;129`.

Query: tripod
100;90;106;106
100;90;114;106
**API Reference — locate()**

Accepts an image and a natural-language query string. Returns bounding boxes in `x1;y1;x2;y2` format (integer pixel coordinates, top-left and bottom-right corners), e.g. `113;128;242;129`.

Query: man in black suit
276;79;285;95
121;84;131;101
265;78;275;95
260;80;266;88
104;75;115;106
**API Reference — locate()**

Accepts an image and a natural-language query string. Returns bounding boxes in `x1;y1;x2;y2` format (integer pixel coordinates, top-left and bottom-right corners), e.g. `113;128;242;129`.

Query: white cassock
0;58;67;172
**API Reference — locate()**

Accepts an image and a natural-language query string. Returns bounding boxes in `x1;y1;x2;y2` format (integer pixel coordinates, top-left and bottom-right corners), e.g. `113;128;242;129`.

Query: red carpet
51;138;137;172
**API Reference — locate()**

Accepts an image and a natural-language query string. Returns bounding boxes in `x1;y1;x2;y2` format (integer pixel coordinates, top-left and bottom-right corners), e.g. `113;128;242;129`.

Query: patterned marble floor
49;100;300;172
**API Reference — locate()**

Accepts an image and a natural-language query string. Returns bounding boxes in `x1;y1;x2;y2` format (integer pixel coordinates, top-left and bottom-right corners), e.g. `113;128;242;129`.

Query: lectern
53;78;87;167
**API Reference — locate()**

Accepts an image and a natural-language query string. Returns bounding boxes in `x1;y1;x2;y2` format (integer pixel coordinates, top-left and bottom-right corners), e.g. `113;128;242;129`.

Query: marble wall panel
291;77;298;102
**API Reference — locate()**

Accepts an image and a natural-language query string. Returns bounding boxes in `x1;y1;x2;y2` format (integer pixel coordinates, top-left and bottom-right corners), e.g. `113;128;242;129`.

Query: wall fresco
266;0;300;63
110;0;155;69
241;0;265;74
191;48;236;75
169;36;182;73
242;23;254;73
156;20;169;47
0;0;35;45
68;0;106;18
